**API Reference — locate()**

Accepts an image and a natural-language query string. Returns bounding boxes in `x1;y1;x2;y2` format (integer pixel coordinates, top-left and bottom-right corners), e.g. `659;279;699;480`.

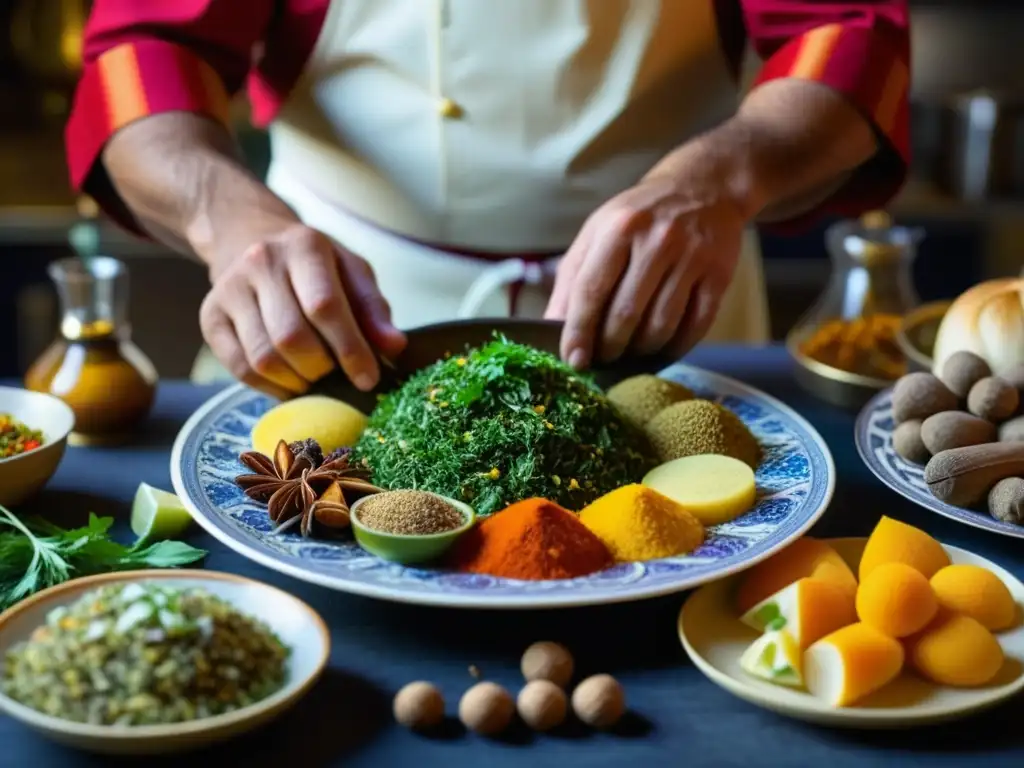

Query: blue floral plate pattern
171;363;836;608
855;389;1024;540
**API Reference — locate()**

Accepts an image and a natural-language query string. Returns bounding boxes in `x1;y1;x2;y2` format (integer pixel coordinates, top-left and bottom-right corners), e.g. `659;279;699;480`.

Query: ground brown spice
356;490;465;535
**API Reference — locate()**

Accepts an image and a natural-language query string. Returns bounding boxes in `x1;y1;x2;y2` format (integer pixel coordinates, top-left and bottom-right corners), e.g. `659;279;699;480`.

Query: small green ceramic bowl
349;493;476;566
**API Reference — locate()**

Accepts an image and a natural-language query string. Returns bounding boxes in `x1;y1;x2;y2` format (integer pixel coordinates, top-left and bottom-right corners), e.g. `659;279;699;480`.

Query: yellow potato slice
642;454;756;526
251;395;368;457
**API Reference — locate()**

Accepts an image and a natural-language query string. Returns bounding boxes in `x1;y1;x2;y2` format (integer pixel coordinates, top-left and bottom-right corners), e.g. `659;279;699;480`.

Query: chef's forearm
646;79;877;222
102;113;301;277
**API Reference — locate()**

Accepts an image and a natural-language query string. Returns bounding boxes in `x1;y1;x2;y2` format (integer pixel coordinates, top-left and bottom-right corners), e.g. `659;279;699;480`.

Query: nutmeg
989;477;1024;526
893;420;930;464
920;411;997;455
940;350;991;399
999;415;1024;444
892;373;958;425
967;377;1020;423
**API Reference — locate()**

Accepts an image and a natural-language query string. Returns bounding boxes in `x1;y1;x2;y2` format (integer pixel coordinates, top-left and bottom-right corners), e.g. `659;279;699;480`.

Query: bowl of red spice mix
350;490;476;565
0;386;75;507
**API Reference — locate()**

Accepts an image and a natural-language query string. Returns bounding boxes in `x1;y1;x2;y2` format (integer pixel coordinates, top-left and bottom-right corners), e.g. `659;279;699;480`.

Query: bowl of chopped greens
0;571;329;755
0;386;75;507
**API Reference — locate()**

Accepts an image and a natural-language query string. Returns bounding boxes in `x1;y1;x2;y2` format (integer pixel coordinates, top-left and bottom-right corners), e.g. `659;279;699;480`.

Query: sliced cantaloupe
907;612;1005;687
642;454;756;526
803;622;905;707
251;395;367;457
740;577;857;649
930;564;1017;632
739;630;804;688
856;562;938;638
858;516;950;582
736;538;858;615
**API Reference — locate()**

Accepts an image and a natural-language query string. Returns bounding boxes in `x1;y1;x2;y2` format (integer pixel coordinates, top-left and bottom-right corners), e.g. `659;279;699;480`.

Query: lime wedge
131;482;194;546
738;630;804;688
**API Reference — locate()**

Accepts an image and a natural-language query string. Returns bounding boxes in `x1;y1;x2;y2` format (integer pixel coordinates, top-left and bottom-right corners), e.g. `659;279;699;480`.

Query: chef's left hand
545;172;746;369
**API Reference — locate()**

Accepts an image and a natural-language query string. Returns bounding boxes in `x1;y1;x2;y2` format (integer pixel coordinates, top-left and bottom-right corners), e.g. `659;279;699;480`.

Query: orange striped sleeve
744;3;911;232
66;40;232;195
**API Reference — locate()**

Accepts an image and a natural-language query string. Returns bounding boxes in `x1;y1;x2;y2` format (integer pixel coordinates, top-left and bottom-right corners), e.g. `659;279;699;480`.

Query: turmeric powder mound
644;400;761;469
579;484;705;562
447;498;613;581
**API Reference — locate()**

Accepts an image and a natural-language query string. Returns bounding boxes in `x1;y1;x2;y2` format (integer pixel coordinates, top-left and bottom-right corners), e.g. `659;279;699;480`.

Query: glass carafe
25;257;158;445
791;211;923;382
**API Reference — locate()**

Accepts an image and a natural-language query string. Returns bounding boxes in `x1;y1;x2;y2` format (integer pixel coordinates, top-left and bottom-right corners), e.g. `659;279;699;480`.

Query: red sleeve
741;1;911;232
65;0;274;232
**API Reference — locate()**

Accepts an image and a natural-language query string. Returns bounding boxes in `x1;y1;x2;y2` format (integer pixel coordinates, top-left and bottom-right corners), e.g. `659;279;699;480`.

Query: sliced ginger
251;395;368;457
642;454;756;526
858;516;950;582
856;562;938;638
930;565;1017;632
804;622;905;707
906;612;1004;687
736;538;858;615
741;577;857;649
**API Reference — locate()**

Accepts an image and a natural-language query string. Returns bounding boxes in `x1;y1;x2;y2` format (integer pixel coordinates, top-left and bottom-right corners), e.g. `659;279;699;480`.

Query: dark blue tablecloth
5;345;1024;767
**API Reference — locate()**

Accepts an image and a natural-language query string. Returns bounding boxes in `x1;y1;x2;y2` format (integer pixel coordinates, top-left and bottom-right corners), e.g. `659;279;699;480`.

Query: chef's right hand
199;223;406;399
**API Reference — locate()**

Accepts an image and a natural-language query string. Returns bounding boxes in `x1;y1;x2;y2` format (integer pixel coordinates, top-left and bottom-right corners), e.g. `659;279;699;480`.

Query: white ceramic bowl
0;386;75;507
0;570;330;755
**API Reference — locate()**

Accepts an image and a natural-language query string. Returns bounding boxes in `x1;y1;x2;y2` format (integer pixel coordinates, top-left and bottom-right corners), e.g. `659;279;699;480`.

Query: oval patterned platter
855;389;1024;540
171;363;836;609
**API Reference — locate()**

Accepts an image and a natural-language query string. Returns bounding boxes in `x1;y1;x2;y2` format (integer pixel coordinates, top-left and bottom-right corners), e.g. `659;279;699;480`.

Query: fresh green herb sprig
0;505;207;611
353;336;656;516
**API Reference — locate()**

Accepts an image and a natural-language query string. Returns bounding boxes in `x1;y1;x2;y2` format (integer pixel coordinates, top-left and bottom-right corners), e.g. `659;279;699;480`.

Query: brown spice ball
606;375;694;429
920;411;997;455
571;674;625;729
999;415;1024;443
940;351;991;399
990;477;1024;525
967;377;1020;423
893;420;930;464
644;399;760;468
521;641;574;688
891;373;958;424
459;682;514;736
393;681;445;731
517;680;568;731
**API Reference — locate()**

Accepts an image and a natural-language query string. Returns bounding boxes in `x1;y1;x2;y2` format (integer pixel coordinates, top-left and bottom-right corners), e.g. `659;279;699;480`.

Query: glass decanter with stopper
788;211;923;406
25;256;158;445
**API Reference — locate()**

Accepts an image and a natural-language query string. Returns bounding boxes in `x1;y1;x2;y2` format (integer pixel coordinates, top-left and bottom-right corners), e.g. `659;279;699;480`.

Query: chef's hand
199;222;406;399
545;172;746;369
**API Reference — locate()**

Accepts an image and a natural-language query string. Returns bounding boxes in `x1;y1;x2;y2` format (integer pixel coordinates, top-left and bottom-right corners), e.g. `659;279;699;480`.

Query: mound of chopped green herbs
353;337;656;516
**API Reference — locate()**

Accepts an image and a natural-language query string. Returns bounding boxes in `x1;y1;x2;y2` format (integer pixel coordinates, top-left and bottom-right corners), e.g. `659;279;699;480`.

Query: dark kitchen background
0;0;1021;381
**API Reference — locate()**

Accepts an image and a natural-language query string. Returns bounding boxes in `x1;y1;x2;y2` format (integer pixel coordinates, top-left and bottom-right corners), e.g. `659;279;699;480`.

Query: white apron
192;0;770;382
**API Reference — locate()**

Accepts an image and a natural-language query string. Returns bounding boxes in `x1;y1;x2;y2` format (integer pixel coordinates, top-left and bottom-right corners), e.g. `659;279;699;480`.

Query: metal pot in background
935;90;1024;201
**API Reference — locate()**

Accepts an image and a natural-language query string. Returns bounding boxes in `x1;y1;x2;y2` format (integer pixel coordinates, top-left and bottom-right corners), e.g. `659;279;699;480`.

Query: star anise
235;439;381;539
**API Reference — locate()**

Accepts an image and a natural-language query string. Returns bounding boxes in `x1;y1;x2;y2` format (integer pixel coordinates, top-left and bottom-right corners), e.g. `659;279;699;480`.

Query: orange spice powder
448;498;612;580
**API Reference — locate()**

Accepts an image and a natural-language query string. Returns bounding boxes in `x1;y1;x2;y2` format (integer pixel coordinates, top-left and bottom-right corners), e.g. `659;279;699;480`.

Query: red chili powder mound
448;498;613;580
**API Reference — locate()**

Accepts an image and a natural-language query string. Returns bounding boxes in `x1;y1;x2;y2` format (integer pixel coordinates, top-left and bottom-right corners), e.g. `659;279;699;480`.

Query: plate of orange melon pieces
679;516;1024;728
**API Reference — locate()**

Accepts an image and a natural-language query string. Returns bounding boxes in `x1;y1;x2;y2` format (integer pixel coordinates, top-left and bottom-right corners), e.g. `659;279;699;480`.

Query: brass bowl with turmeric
787;314;908;410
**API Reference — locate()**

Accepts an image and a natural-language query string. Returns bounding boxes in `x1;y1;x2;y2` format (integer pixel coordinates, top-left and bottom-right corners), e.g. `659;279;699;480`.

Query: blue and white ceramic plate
855;389;1024;539
171;363;836;609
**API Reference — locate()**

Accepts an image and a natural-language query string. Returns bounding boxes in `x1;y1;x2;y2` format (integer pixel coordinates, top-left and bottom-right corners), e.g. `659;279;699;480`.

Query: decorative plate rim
854;388;1024;540
171;363;837;609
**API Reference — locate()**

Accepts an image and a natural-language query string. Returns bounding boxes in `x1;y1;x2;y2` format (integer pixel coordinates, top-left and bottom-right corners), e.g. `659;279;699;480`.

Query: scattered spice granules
447;498;612;580
356;490;465;535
